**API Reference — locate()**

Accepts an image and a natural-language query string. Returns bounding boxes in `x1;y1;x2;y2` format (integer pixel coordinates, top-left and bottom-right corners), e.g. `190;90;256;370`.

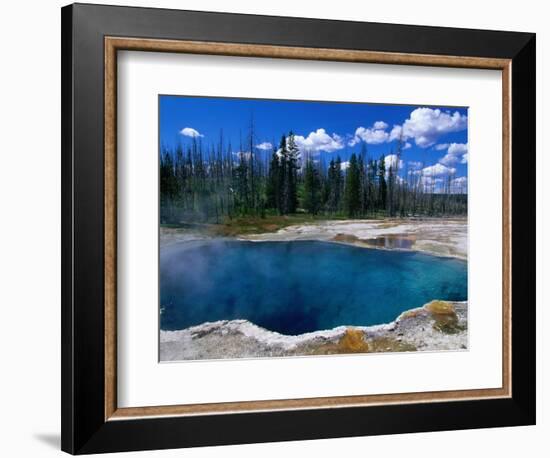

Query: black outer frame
61;3;536;454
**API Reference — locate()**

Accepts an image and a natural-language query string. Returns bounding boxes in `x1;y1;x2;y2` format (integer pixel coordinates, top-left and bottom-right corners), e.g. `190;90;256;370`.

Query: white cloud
373;121;389;130
420;175;453;193
439;143;468;166
423;177;442;185
419;168;467;193
452;176;468;186
232;151;252;160
389;125;402;142
180;127;204;138
255;142;273;151
384;154;403;171
348;108;466;150
408;160;423;170
340;161;350;171
294;128;344;153
448;143;468;155
450;176;468;193
422;163;456;177
392;108;468;148
349;122;390;146
461;153;468;164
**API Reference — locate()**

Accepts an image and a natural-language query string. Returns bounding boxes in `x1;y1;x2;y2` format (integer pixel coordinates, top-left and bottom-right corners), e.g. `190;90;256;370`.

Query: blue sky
159;95;468;190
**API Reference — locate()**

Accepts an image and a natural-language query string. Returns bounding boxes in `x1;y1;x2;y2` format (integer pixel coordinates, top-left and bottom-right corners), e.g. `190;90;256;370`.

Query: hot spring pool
160;240;467;335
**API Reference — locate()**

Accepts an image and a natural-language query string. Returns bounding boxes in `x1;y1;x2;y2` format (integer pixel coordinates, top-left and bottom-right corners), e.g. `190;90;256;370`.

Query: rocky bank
160;300;468;361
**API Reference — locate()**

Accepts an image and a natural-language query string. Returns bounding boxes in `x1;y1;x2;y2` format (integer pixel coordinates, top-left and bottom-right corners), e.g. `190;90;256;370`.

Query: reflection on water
364;236;414;249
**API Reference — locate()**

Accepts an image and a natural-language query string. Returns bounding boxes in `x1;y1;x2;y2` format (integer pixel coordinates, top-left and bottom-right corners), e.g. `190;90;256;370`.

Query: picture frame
61;3;536;454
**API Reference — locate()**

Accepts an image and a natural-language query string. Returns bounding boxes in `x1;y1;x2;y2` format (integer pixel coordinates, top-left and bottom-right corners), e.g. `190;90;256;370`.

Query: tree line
160;129;467;224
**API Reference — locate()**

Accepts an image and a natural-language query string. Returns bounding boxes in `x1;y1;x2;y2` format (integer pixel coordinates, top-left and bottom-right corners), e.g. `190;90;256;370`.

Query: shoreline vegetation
160;131;467;227
160;300;468;361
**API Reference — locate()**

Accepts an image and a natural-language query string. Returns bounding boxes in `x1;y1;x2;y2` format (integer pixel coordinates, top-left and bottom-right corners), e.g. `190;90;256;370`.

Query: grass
210;214;325;237
162;208;401;236
161;211;465;238
162;213;363;237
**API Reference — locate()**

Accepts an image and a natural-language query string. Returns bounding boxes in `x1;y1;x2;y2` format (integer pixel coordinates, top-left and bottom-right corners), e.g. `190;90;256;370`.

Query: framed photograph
61;3;536;454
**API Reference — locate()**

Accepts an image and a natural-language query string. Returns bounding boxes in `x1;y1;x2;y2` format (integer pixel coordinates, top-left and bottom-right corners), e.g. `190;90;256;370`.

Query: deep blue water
160;240;467;335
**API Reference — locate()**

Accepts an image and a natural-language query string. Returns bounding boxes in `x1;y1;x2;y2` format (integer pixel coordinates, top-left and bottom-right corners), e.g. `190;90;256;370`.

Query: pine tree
334;156;343;212
174;143;186;207
160;149;178;223
345;153;361;217
286;132;299;213
326;159;336;213
247;116;257;212
358;144;367;215
277;135;288;214
377;155;387;212
367;159;377;214
387;162;395;216
303;157;321;214
266;148;280;210
234;152;249;215
158;118;467;223
318;156;330;209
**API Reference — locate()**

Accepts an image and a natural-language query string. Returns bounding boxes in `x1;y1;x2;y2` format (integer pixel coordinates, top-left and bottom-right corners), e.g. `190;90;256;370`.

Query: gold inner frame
104;36;512;421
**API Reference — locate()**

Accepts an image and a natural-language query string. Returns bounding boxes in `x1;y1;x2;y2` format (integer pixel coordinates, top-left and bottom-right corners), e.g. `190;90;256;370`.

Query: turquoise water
160;240;467;335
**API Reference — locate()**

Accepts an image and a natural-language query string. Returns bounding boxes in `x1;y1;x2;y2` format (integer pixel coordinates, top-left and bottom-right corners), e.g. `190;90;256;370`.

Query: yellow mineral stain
425;300;455;315
337;328;370;353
